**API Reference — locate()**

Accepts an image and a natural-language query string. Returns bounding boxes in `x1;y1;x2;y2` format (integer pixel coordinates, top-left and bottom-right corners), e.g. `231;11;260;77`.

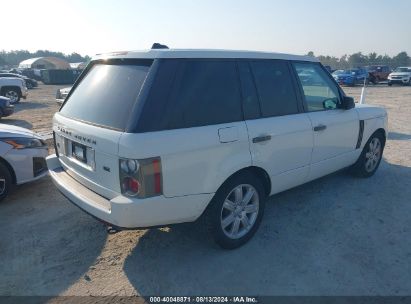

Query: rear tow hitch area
106;225;120;234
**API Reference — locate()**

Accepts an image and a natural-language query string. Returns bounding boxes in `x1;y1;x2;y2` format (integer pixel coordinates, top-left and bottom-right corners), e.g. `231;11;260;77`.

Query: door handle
252;135;271;143
313;124;327;132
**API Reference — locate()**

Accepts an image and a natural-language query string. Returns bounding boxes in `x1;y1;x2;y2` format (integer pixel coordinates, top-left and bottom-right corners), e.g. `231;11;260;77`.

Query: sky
1;0;410;58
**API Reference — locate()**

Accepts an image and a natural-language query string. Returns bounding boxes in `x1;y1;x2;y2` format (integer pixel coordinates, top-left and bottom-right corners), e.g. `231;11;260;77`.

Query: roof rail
151;43;169;49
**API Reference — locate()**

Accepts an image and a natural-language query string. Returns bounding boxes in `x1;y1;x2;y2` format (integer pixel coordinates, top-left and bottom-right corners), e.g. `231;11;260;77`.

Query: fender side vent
356;120;365;149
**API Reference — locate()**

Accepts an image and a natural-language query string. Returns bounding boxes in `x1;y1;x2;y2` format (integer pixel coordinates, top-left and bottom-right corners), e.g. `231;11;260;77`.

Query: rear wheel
0;162;12;202
205;172;266;249
350;132;385;178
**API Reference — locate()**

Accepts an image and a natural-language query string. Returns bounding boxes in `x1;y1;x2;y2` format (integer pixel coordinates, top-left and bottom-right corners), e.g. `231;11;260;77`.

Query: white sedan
0;124;48;201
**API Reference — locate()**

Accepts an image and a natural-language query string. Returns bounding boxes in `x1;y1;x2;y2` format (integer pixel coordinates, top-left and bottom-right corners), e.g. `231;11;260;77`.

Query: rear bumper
46;154;212;228
21;87;28;98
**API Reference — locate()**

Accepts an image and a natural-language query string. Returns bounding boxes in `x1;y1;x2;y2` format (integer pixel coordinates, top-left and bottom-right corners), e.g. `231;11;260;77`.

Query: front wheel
3;89;20;103
0;162;12;202
350;132;385;178
205;173;266;249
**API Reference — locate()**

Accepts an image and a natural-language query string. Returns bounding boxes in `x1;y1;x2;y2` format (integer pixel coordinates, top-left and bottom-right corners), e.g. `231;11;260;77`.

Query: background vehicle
0;77;28;103
0;97;14;119
56;87;72;105
47;49;387;249
0;73;38;89
387;67;411;86
0;124;48;201
332;68;369;86
366;65;391;84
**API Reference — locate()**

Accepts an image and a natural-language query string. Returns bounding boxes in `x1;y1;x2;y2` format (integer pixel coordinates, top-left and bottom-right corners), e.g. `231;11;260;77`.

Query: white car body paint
46;49;388;229
0;124;48;185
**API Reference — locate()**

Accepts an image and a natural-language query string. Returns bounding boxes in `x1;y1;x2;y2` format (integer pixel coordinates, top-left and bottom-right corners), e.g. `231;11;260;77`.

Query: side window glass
293;62;341;112
237;61;260;120
167;60;242;129
250;60;299;117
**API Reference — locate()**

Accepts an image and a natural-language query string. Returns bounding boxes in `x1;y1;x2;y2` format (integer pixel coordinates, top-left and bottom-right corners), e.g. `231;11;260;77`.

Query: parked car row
331;65;411;87
0;72;38;89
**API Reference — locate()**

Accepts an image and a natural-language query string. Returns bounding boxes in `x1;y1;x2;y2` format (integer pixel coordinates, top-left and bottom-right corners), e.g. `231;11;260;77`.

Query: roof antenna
151;43;169;49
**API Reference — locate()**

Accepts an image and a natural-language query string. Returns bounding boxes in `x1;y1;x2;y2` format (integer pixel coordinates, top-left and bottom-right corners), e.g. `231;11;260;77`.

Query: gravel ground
0;84;410;296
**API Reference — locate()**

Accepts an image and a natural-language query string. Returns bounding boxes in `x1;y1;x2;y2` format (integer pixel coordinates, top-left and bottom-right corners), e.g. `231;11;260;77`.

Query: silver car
0;124;48;201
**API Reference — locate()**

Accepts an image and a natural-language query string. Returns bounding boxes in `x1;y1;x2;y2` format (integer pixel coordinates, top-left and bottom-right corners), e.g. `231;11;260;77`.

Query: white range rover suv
47;49;388;249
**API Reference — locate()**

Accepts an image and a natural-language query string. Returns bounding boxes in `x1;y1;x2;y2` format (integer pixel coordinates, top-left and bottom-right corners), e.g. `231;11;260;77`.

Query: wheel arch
374;128;387;145
216;166;271;197
0;86;22;96
0;157;17;184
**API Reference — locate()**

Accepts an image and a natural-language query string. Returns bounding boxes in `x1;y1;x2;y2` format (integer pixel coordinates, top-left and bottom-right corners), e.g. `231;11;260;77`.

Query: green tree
348;52;367;68
391;52;410;68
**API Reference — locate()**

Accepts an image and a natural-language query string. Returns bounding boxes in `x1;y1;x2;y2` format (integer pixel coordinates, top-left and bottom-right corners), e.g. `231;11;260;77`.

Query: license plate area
72;142;87;163
55;134;95;171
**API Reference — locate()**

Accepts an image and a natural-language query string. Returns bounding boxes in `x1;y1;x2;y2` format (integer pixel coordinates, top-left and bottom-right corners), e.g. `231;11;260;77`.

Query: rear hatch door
54;59;152;199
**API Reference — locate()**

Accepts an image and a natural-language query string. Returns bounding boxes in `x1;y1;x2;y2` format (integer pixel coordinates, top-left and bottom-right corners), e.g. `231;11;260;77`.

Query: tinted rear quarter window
166;60;243;129
60;60;152;131
250;60;299;117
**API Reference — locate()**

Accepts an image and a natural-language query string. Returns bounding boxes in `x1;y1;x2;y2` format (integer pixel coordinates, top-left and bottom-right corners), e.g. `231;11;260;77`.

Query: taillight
119;157;162;198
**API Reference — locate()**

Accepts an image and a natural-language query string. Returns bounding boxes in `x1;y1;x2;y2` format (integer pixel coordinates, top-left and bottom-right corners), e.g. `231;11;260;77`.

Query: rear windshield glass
60;60;151;130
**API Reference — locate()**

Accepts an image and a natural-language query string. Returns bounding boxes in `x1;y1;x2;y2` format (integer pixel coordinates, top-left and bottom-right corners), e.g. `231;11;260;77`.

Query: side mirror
341;96;355;110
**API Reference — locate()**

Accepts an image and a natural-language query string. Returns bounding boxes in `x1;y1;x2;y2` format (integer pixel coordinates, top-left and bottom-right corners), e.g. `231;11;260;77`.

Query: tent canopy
19;57;71;70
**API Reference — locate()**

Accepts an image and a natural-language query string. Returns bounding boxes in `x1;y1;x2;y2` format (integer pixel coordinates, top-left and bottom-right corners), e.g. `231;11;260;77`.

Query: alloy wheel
5;91;18;103
220;184;259;239
365;137;382;173
0;178;6;195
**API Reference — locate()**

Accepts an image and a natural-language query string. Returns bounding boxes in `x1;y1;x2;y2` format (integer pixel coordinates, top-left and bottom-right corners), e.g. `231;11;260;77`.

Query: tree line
0;50;92;67
307;51;411;70
1;49;410;70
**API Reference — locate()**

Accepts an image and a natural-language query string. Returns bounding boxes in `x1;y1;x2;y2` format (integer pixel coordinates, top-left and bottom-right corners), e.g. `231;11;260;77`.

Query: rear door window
249;60;299;117
60;60;152;131
166;60;242;129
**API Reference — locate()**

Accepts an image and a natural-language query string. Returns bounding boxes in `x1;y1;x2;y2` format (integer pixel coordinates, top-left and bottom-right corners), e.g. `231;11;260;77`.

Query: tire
205;172;266;249
0;162;12;202
350;131;385;178
388;82;392;86
3;88;20;103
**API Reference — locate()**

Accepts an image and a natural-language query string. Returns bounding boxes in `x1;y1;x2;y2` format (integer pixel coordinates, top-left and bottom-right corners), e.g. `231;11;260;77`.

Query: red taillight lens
121;177;140;196
119;157;162;198
152;158;162;194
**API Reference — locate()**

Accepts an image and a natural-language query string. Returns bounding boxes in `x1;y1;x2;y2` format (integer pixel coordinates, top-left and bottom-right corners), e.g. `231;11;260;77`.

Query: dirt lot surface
1;84;411;296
